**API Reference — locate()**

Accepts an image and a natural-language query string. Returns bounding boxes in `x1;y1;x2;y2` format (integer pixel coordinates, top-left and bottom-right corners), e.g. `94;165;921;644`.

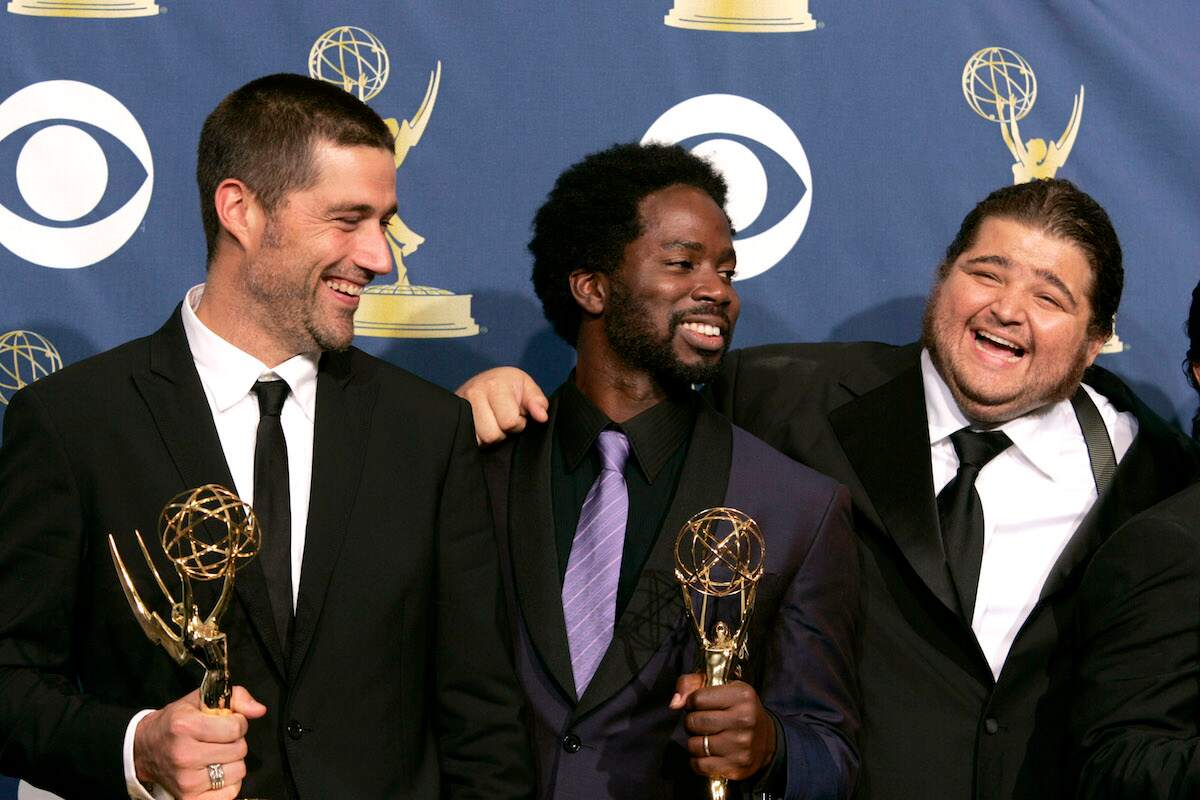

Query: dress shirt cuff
746;711;788;799
124;709;172;800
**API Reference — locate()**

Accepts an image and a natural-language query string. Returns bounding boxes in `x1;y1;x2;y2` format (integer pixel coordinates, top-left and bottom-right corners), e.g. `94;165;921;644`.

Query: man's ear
1191;362;1200;388
568;269;608;316
213;178;266;253
1083;333;1106;369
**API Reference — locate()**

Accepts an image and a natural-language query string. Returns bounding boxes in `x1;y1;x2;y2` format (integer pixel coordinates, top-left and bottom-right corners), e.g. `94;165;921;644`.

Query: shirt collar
920;348;1079;483
556;375;696;482
180;283;319;421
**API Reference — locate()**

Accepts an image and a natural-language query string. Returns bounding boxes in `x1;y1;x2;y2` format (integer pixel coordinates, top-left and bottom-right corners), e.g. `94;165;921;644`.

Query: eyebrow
965;254;1078;307
661;239;737;262
327;203;398;218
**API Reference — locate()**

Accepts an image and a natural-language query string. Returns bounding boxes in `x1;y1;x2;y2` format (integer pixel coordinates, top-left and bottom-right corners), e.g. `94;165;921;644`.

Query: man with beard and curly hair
474;141;861;799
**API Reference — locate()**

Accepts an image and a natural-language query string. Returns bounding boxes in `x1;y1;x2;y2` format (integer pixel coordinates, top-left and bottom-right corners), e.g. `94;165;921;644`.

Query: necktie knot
949;428;1012;471
595;430;630;474
254;379;289;417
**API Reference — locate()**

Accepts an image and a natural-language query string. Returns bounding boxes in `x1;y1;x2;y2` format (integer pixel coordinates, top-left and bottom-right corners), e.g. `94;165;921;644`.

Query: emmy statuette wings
675;507;766;800
108;484;260;713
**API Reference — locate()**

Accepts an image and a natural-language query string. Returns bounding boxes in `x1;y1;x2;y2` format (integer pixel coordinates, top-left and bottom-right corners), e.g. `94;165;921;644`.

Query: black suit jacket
1071;481;1200;799
481;395;861;799
0;310;533;799
710;341;1200;800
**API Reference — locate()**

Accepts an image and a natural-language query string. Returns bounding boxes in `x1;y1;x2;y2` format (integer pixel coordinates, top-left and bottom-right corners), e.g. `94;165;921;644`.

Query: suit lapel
131;308;287;676
574;403;731;718
1038;368;1194;602
289;350;377;681
828;362;962;616
508;397;578;700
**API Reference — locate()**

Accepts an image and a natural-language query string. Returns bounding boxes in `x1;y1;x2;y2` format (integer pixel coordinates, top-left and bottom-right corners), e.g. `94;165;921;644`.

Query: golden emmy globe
962;46;1084;184
0;329;62;406
665;0;816;32
308;26;480;338
108;484;260;713
674;507;766;800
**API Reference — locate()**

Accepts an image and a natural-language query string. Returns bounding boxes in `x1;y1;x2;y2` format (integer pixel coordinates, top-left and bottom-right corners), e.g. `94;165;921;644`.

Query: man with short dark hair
0;73;533;799
479;141;860;798
458;178;1200;799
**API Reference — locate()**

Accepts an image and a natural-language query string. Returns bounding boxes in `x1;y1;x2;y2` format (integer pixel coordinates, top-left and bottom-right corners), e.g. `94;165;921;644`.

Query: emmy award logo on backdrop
7;0;159;17
962;46;1084;185
0;329;61;405
664;0;816;32
675;507;765;800
962;47;1124;354
308;25;480;339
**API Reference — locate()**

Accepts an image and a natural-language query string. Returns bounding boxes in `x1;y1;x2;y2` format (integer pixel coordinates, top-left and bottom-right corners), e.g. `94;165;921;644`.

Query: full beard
604;280;732;390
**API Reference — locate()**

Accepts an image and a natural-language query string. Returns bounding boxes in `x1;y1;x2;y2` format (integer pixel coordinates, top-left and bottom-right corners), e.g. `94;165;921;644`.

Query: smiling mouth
678;320;727;352
324;279;364;297
975;329;1026;361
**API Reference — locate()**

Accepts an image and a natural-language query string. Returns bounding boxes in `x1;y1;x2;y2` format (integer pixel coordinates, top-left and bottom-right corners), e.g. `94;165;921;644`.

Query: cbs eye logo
642;94;812;281
0;80;154;269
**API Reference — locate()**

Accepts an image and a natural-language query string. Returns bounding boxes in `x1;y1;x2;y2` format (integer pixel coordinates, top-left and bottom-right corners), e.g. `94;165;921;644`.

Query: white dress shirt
921;349;1136;679
124;284;319;799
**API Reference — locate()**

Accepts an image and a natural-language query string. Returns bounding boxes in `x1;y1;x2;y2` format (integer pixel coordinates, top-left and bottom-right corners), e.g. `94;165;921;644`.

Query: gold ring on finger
207;763;225;791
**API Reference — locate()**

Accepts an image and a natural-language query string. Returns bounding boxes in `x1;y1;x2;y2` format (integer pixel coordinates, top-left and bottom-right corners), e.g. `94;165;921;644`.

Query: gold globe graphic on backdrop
0;330;62;405
308;26;390;102
159;484;260;582
962;46;1038;124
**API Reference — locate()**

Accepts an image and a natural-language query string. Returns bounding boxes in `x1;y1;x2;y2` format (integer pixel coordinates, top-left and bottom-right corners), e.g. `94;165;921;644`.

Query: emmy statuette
674;507;766;800
109;484;264;798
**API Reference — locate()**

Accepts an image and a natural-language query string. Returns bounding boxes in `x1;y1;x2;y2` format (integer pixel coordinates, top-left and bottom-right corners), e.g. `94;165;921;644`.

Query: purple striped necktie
562;429;631;697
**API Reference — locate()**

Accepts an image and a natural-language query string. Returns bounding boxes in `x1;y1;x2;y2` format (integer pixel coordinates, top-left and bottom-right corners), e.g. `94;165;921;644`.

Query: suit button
984;717;999;735
561;733;581;753
287;720;304;740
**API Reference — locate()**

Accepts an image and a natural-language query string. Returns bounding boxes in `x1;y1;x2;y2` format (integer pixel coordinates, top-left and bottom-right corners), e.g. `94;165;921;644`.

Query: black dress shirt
551;379;695;619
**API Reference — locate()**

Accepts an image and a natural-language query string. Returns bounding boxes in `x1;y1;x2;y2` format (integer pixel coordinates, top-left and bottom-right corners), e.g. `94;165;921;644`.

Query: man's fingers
178;757;248;799
492;394;530;436
191;710;249;743
684;708;735;736
686;734;761;780
670;672;706;709
520;376;550;422
230;685;267;718
472;405;504;446
685;680;757;711
455;367;547;444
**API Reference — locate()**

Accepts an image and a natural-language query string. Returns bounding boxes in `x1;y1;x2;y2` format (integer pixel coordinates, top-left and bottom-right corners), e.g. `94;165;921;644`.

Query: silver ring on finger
703;735;711;758
207;762;225;791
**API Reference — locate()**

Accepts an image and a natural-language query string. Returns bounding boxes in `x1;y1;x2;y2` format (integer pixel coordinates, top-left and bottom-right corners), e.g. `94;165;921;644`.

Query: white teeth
325;280;363;296
977;330;1022;351
682;322;722;337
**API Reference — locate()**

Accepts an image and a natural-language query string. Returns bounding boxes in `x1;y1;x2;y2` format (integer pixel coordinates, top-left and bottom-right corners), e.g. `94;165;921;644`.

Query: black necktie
253;379;292;653
938;428;1012;623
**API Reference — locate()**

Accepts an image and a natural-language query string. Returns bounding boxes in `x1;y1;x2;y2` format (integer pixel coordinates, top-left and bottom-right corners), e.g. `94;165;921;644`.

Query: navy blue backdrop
1;2;1198;795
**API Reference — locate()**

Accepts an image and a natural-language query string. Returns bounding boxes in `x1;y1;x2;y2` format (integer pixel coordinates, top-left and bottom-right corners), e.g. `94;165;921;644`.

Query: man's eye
669;260;694;269
1038;294;1064;309
719;269;737;281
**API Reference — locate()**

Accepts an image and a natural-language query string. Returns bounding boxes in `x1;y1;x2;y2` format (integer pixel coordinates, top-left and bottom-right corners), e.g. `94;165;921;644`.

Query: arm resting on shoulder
434;400;534;799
